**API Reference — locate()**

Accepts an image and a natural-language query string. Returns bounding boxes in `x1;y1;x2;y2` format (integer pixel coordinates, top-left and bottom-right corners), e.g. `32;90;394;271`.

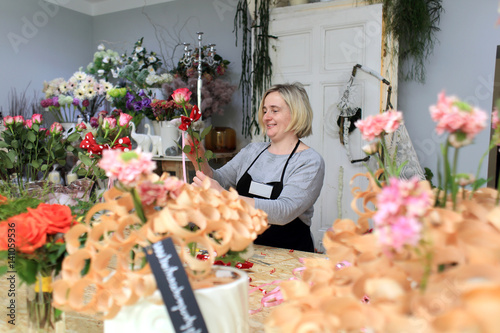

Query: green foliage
235;0;273;137
366;0;444;83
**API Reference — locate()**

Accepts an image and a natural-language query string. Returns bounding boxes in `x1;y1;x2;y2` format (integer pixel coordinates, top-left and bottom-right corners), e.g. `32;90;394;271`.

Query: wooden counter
0;245;326;332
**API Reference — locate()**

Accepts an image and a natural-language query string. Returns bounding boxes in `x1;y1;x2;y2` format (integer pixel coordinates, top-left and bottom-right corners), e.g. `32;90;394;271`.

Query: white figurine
130;122;151;153
144;123;163;156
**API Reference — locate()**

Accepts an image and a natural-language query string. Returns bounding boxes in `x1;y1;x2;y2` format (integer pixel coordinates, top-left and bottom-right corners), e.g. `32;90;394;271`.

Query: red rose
9;212;48;254
30;203;76;234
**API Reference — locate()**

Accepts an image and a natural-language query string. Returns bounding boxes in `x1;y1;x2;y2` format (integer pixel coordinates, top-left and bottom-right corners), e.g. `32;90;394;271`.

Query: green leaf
11;140;19;149
183;145;192;154
16;258;38;285
0;141;9;148
192;131;201;141
67;132;80;142
204;150;214;160
27;131;36;142
79;154;93;167
40;164;48;171
201;124;212;138
25;142;33;150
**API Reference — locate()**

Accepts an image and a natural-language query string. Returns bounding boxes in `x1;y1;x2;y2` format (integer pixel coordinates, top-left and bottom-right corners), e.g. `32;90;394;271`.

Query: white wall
398;0;500;182
0;0;93;117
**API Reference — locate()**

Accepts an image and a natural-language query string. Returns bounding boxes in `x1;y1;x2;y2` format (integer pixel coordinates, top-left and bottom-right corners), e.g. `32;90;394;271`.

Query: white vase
152;121;180;156
60;122;76;138
104;266;249;333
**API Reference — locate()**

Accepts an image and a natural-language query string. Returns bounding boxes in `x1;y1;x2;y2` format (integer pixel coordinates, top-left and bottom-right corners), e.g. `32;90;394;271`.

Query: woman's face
262;92;292;141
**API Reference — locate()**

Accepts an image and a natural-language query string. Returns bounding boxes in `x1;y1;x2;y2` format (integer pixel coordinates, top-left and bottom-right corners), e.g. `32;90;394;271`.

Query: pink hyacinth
373;177;432;252
99;149;157;187
118;113;133;127
429;91;487;142
354;110;403;141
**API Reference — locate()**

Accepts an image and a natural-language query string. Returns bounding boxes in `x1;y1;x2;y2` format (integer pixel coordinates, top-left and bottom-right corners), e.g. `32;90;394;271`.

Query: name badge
249;180;273;199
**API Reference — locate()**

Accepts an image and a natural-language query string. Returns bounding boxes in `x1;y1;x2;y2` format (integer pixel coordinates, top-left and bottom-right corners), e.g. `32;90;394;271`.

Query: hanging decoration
234;0;274;138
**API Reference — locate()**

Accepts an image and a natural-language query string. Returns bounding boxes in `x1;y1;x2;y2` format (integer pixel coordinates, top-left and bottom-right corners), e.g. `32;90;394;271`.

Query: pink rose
171;88;192;106
32;113;43;125
355;110;402;141
103;116;117;129
118;113;133;127
3;116;14;126
75;122;87;132
13;115;24;124
50;122;63;135
24;119;33;129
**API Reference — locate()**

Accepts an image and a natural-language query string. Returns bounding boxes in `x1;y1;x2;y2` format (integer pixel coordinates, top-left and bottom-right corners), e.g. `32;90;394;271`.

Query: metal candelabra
180;32;219;115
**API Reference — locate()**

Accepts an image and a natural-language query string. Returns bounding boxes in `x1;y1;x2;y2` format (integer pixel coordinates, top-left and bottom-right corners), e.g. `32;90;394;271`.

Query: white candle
66;173;78;185
48;171;61;184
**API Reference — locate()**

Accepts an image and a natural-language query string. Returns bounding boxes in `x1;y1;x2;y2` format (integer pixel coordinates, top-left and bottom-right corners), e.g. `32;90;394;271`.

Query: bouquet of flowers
0;194;77;331
117;37;172;90
0;114;80;195
86;43;122;82
74;110;133;182
41;71;113;122
52;148;268;318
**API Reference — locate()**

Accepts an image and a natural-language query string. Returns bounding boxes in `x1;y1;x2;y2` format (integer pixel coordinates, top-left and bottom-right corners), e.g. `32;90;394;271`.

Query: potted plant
52;148;268;332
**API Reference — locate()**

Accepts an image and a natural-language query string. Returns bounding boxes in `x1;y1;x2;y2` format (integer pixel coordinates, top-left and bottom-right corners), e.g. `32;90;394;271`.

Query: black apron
236;141;314;252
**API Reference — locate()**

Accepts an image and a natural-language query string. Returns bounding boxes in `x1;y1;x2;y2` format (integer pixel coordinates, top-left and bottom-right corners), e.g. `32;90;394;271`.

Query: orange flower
9;212;48;254
30;203;76;234
0;195;7;204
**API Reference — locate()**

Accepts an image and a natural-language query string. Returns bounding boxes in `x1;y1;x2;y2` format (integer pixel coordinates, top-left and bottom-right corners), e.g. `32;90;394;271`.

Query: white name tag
249;180;273;199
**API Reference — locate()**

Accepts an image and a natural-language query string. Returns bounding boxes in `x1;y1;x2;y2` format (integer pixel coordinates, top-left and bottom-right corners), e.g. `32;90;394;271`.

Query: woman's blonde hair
257;83;313;138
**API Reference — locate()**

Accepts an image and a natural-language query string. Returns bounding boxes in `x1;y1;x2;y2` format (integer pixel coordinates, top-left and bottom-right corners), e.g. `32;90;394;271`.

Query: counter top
0;245;326;332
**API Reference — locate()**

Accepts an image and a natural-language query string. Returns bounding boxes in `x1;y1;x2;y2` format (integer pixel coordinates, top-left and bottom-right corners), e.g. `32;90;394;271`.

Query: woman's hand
183;133;212;177
192;170;224;192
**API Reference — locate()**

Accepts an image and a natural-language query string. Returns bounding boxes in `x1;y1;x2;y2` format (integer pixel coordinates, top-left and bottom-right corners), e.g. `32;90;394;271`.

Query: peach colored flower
429;91;487;142
355;110;403;141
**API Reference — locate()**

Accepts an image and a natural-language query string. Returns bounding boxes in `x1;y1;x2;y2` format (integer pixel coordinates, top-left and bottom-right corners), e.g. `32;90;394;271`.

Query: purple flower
138;89;146;97
82;99;90;107
52;96;60;107
133;101;143;112
90;117;99;128
141;98;151;108
72;98;80;106
40;98;53;108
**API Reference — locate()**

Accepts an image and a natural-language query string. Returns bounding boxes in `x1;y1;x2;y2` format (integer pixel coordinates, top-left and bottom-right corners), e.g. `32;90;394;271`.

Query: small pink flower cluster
137;177;184;206
492;108;499;130
373;177;433;252
99;149;156;187
354;110;403;141
429;91;487;145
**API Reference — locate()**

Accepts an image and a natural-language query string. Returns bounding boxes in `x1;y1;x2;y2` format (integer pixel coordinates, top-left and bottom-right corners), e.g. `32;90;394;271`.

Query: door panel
269;2;383;251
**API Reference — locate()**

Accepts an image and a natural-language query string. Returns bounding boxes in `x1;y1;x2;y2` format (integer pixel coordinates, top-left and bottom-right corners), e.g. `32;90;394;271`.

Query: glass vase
26;275;65;333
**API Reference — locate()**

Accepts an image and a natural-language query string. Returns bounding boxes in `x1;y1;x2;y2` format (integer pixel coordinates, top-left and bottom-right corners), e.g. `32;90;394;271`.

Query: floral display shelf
0;245;324;333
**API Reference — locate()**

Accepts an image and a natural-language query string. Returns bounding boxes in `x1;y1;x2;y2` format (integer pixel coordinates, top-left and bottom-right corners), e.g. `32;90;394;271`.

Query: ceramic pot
152;121;181;156
104;266;249;333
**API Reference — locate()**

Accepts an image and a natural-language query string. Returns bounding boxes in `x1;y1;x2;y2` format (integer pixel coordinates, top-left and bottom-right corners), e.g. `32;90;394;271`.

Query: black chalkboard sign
144;238;209;333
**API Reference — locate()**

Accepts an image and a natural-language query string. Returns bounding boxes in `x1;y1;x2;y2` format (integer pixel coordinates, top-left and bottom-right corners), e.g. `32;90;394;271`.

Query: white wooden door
269;1;383;251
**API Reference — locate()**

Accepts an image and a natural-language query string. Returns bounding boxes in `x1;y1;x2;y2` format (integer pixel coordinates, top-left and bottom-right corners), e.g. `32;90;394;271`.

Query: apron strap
280;140;301;183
